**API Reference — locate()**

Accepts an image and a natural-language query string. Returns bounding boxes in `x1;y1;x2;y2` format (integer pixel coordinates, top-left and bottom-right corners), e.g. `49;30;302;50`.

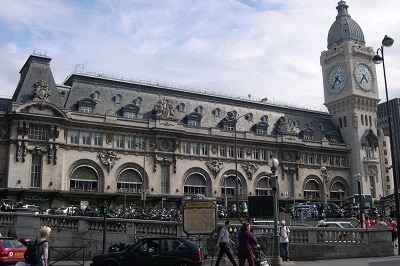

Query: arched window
117;168;143;191
330;181;345;201
212;108;221;117
114;94;122;104
304;179;320;200
184;173;207;195
92;91;101;101
220;175;242;197
255;176;272;195
177;103;186;112
134;97;143;106
70;166;98;192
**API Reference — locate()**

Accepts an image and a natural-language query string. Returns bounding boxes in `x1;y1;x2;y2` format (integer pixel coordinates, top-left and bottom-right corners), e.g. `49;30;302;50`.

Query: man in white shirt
279;220;290;261
215;220;237;266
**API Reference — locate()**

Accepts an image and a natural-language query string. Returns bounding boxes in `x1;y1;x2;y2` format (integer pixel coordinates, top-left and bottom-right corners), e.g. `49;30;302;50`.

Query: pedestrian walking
279;220;290;262
37;226;52;266
237;222;259;266
7;223;17;239
215;220;237;266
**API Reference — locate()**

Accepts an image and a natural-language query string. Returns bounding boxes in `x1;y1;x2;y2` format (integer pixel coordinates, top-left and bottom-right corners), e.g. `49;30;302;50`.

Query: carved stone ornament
241;162;259;180
33;80;51;100
276;115;296;135
205;160;224;178
154;98;176;119
98;151;121;173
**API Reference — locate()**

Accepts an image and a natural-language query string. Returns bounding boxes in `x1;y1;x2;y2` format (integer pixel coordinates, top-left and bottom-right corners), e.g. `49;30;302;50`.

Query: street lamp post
339;189;343;208
223;175;228;209
373;35;400;253
268;157;282;266
226;111;253;218
354;173;364;228
320;166;330;217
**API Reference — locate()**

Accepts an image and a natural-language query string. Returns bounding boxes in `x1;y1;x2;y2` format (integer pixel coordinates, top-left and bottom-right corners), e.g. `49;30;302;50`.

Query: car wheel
175;262;191;266
101;261;118;266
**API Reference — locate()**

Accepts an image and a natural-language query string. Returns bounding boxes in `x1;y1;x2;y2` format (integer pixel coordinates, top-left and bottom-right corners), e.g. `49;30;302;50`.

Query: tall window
261;149;267;161
28;125;49;141
182;141;190;154
253;148;259;160
116;134;125;149
94;132;102;146
228;146;234;157
30;154;42;188
82;132;91;145
136;137;145;150
127;136;135;149
193;143;199;155
219;145;226;157
237;147;243;159
161;165;170;194
70;130;79;144
201;144;208;156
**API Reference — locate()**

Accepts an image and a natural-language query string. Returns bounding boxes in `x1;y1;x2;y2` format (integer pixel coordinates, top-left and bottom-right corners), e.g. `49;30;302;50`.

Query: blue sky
1;0;399;111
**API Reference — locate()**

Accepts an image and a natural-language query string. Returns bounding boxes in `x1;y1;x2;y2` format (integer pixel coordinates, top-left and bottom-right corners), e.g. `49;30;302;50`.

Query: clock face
355;64;373;91
328;66;347;92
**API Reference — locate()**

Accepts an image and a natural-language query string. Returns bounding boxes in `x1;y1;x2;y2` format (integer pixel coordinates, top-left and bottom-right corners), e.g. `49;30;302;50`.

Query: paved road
202;256;400;266
203;246;400;266
56;246;400;266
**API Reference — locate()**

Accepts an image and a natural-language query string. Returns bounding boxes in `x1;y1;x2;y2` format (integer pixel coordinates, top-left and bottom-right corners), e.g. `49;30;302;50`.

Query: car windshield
0;238;24;248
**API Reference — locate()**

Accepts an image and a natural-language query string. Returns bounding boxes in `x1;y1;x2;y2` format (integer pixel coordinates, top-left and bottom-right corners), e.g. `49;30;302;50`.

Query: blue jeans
280;242;289;261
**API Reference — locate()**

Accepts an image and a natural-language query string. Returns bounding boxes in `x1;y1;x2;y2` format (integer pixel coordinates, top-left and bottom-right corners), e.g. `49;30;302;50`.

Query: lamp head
382;35;394;47
320;166;327;173
268;157;279;168
372;54;383;64
227;111;234;118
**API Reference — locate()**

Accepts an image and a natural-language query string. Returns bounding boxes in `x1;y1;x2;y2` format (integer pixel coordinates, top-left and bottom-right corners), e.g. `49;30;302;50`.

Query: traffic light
100;206;107;215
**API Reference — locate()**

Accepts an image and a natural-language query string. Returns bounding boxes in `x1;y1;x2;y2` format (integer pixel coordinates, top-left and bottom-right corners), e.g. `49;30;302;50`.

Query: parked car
0;237;27;265
91;236;203;266
315;221;354;228
324;221;354;228
252;220;275;226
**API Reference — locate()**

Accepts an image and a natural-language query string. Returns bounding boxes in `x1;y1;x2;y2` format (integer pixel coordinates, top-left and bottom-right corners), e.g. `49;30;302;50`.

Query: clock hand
360;74;368;83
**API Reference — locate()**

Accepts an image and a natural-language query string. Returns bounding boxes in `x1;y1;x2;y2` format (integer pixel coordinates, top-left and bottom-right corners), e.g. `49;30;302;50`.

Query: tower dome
327;1;365;49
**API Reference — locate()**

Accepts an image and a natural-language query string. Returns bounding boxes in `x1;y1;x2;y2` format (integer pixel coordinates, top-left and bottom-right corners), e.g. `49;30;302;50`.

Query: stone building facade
0;1;394;210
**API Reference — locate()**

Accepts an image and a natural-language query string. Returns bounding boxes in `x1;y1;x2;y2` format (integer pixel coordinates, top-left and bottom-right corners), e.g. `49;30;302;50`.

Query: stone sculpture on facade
154;98;175;119
241;162;259;180
33;80;51;100
98;151;120;173
205;160;224;178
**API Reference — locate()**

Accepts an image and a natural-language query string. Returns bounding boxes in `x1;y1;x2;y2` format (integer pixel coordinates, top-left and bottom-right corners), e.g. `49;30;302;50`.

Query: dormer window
186;112;202;127
122;104;140;119
195;106;204;114
261;115;268;123
92;91;101;101
300;128;314;140
77;98;97;114
134;97;143;106
177;103;186;112
212;108;221;117
252;122;268;136
114;94;122;104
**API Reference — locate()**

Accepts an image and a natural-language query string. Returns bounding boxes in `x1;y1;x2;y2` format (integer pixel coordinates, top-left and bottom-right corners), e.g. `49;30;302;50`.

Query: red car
0;237;27;265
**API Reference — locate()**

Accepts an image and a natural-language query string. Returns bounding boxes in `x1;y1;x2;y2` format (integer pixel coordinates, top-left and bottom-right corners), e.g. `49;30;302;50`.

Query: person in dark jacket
237;222;259;266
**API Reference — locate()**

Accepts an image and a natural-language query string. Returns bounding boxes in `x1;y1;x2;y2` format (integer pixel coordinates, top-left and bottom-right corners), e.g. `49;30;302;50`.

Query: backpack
24;238;48;265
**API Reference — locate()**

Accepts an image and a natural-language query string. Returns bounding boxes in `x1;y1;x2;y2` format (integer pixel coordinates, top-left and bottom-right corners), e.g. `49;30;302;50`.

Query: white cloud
0;0;399;110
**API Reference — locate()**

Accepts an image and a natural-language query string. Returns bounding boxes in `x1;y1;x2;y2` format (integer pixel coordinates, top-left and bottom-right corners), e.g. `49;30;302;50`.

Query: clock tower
321;1;384;197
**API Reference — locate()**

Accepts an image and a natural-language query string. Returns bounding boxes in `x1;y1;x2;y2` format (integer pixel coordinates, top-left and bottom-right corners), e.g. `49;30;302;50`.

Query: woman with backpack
37;226;52;266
